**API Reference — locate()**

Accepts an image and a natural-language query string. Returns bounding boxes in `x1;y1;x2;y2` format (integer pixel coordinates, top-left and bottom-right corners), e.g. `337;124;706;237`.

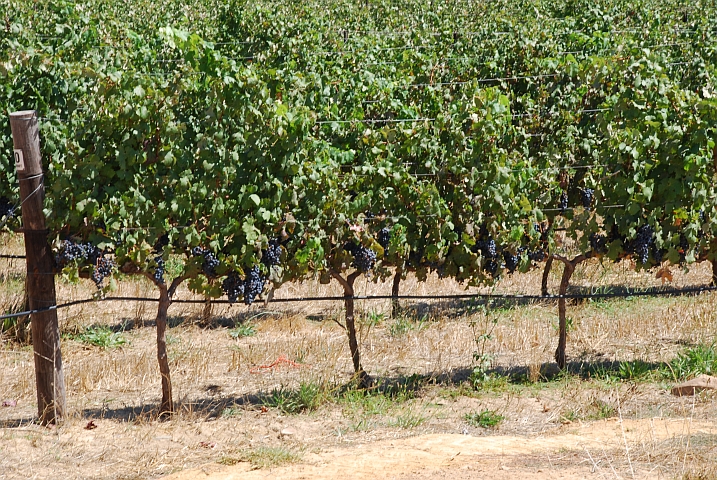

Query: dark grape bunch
377;227;391;250
678;234;691;262
0;197;15;219
192;247;220;277
262;239;282;266
364;211;375;224
503;250;519;273
633;224;654;265
153;233;169;253
475;238;497;259
345;242;377;272
153;255;165;285
92;256;116;288
558;191;569;213
56;240;101;268
222;271;245;304
589;233;607;254
485;259;500;276
56;239;114;288
528;249;546;262
242;266;265;305
581;188;594;209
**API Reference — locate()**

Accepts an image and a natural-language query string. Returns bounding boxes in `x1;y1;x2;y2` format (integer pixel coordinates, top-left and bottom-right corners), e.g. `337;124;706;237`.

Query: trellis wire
1;284;715;321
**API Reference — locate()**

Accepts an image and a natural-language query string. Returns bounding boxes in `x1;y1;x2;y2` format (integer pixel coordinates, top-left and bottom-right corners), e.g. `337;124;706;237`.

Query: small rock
671;375;717;396
280;427;297;437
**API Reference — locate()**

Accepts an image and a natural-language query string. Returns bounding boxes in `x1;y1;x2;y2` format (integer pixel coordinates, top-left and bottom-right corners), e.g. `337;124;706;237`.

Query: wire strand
1;284;714;321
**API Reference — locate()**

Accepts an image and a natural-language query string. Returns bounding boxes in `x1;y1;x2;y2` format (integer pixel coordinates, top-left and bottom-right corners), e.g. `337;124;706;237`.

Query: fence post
9;110;65;424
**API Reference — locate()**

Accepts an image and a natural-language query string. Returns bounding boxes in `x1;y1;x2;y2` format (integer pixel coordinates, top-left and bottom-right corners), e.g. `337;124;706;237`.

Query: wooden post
10;110;66;424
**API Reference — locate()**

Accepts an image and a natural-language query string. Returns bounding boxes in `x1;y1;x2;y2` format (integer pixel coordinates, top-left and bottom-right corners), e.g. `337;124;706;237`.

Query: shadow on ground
0;356;670;428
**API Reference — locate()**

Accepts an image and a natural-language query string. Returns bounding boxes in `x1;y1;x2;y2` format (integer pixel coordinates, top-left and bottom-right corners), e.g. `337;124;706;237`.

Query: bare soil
164;419;717;480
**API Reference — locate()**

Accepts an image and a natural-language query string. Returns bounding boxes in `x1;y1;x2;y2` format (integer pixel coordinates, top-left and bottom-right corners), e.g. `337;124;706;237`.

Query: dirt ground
164;419;717;480
2;233;717;479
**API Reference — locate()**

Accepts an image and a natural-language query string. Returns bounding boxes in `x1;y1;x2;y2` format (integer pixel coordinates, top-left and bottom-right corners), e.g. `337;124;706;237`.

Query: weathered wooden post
9;110;66;424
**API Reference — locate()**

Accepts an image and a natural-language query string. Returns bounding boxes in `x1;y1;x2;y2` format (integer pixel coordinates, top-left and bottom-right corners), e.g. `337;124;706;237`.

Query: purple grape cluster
192;247;220;277
242;266;265;305
589;233;607;254
378;227;391;250
581;188;594;209
56;240;114;289
475;238;497;259
528;249;546;262
222;271;245;304
262;239;282;266
0;197;15;219
558;191;569;213
633;225;654;265
56;240;100;268
92;256;116;288
345;242;377;272
222;267;266;305
152;255;165;285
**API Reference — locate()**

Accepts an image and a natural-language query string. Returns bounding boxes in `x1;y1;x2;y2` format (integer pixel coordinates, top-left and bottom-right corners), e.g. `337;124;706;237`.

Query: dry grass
1;230;717;479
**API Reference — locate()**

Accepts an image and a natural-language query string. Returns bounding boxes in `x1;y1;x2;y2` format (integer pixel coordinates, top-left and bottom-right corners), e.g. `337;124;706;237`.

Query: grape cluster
56;240;115;288
485;259;500;276
0;197;15;219
678;234;691;262
222;271;245;304
528;249;546;262
153;255;165;284
378;227;391;250
364;211;375;224
92;256;116;288
475;238;497;259
354;244;378;272
192;247;220;277
262;239;282;266
153;233;169;253
589;233;607;254
503;251;519;273
242;266;265;305
581;188;594;209
558;191;569;213
345;242;377;272
652;246;665;265
56;240;101;268
633;225;655;265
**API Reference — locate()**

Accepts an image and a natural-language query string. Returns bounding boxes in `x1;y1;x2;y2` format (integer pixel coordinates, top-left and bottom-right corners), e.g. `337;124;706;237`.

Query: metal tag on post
14;149;25;172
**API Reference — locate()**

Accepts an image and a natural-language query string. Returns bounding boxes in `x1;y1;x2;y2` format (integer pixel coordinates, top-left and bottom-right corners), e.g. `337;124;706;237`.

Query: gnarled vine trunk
156;283;173;415
121;263;186;416
552;254;589;370
541;256;553;296
391;266;402;318
333;270;371;388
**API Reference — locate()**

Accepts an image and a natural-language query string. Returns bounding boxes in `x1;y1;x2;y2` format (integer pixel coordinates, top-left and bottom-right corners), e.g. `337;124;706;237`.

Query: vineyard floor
1;234;717;479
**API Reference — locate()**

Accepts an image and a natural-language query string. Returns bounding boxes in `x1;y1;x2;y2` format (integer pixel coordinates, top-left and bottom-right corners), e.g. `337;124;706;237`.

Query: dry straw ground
1;231;716;479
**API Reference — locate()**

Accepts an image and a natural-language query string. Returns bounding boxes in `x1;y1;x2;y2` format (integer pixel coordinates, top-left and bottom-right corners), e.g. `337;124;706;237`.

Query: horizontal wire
2;283;715;320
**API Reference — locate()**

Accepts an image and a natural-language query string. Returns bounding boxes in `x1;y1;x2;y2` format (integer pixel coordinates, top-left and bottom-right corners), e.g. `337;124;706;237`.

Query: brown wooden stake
10;110;65;424
332;270;370;388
